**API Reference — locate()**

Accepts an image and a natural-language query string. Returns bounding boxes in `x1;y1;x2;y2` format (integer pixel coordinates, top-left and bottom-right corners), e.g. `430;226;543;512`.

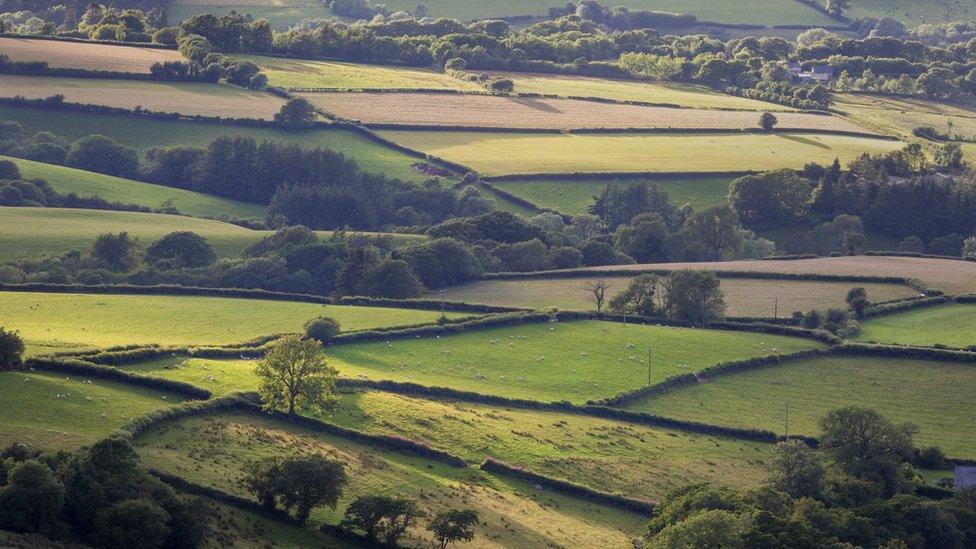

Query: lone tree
663;269;727;327
825;0;850;16
845;287;869;318
583;277;613;313
273;98;317;128
242;455;347;524
819;406;917;495
759;112;778;131
0;327;25;369
427;509;479;549
255;335;339;416
91;232;138;272
609;273;660;316
341;495;424;546
145;231;216;269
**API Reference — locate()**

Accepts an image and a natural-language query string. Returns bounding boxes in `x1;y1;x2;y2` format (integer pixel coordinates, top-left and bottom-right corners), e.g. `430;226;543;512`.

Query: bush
0;327;25;369
65;135;139;177
304;317;341;345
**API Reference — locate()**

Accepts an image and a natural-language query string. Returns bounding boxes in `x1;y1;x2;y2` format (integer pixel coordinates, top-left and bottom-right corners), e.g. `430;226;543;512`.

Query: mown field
845;0;976;25
0;36;183;73
583;256;976;295
245;54;483;91
0;105;447;184
0;370;183;450
377;130;903;175
305;92;868;131
490;175;735;214
856;303;976;348
0;75;288;120
834;93;976;141
438;276;916;316
130;320;822;402
624;355;976;458
374;0;835;25
4;156;266;219
135;412;645;548
1;291;464;352
485;71;796;110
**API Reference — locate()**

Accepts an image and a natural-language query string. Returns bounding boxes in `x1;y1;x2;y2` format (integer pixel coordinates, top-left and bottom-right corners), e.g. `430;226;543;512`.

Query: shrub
304;317;341;345
0;327;25;369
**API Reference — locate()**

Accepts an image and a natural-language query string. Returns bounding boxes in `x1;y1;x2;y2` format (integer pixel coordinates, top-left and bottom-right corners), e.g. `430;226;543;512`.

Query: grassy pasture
169;3;333;29
487;71;796;110
373;0;835;25
204;498;353;548
244;54;483;91
0;75;288;120
438;276;916;316
582;256;976;295
0;370;184;450
845;0;976;25
0;36;183;73
834;93;976;141
306;92;867;132
0;105;445;183
1;291;463;352
856;303;976;349
491;175;734;214
0;207;423;263
377;130;903;175
624;355;976;458
4;156;266;219
128;320;823;402
331;390;774;500
134;412;645;547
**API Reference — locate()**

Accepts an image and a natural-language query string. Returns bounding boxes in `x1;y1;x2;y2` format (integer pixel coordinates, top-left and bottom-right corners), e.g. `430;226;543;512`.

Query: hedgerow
25;356;212;399
480;458;654;515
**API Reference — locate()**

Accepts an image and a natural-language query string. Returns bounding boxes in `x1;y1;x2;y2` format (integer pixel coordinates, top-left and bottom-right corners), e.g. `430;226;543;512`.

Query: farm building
789;62;834;83
956;466;976;491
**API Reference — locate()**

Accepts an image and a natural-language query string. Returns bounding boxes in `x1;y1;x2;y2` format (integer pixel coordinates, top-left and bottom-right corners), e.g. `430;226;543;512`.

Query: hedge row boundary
480;458;654;515
482;170;755;183
335;378;784;443
862;295;950;318
24;356;212;400
0;32;177;49
482;267;914;286
150;469;303;525
331;311;555;345
591;348;835;407
0;283;510;314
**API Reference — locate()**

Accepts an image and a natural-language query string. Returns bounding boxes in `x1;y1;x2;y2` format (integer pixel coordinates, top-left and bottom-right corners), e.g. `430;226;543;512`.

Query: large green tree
729;170;811;226
255;335;339;416
662;269;726;327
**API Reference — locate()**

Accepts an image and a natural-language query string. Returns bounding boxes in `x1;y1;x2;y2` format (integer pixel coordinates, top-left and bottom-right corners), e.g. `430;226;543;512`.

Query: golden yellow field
306;91;871;132
0;75;288;119
834;93;976;140
0;37;183;73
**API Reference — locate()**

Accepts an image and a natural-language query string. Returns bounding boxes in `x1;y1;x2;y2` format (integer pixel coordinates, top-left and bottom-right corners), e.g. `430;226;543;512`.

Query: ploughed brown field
0;37;183;73
577;256;976;295
0;75;287;119
301;91;875;133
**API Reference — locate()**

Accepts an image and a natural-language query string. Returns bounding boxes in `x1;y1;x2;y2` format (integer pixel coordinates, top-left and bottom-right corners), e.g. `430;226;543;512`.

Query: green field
834;93;976;141
4;156;266;219
374;0;835;25
377;130;903;176
205;498;353;548
490;71;795;110
856;303;976;349
135;411;645;548
845;0;976;25
492;175;734;214
0;370;184;450
168;3;334;28
1;291;464;352
0;207;423;263
623;355;976;458
129;320;822;402
244;54;483;91
438;276;916;316
331;390;773;500
0;105;447;183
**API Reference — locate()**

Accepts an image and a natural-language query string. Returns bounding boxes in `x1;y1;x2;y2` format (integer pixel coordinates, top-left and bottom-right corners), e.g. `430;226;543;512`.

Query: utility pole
647;348;653;385
785;401;790;438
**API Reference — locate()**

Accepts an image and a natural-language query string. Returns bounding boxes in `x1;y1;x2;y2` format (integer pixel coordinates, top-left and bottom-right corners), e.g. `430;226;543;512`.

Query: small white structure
954;465;976;491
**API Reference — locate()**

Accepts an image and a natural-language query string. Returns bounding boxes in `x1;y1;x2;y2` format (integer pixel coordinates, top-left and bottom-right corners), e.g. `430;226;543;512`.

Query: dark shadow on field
509;96;563;113
775;133;831;150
